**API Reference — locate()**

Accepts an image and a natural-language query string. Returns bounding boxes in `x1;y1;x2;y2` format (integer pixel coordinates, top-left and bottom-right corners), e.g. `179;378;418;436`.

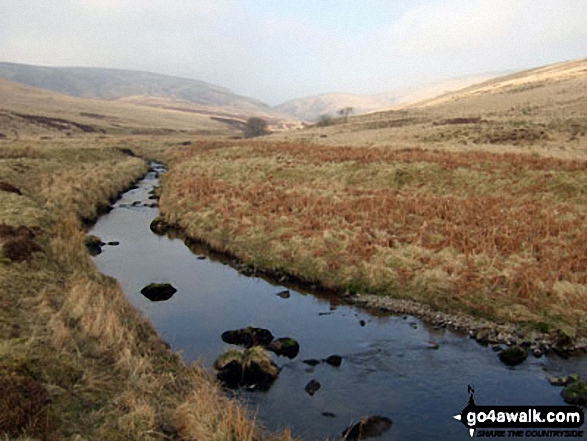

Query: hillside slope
0;78;235;139
275;57;587;157
0;62;297;127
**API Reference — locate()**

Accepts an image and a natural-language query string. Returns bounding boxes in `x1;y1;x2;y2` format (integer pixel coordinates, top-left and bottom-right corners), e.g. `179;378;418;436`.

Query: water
90;164;587;440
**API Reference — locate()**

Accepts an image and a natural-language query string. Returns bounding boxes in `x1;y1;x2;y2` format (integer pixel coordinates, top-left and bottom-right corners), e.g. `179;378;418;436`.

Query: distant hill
0;77;237;139
0;62;297;128
274;74;500;122
272;57;587;153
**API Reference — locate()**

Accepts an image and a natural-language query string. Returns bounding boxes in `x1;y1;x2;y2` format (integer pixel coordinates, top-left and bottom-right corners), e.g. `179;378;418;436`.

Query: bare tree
338;107;354;122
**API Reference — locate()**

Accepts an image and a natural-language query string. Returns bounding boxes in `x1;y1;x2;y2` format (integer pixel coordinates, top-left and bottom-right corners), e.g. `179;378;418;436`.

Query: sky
0;0;586;105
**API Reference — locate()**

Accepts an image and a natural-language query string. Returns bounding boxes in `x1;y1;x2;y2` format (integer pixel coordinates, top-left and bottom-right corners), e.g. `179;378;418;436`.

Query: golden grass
0;138;292;440
160;140;587;334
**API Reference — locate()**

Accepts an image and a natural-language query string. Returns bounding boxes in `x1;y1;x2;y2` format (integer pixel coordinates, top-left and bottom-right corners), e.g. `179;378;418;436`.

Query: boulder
325;355;342;367
342;416;393;440
276;290;290;299
305;379;321;396
303;359;320;367
266;337;300;359
215;347;279;391
498;346;528;366
221;327;274;348
140;283;177;301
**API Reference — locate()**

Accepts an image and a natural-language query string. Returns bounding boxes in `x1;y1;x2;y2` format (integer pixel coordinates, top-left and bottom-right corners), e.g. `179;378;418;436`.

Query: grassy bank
160;140;587;336
0;138;291;440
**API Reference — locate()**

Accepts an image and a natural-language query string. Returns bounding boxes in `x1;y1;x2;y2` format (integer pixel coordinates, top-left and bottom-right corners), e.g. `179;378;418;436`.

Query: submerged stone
305;379;321;396
140;283;177;301
342;415;393;440
303;359;320;367
325;355;342;367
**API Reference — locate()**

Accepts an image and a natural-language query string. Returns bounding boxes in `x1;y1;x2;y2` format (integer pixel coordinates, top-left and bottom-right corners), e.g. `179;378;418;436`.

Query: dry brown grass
272;59;587;161
0;138;292;440
161;139;587;334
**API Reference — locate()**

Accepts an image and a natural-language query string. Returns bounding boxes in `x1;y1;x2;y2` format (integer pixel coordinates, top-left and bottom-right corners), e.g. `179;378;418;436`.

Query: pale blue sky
0;0;585;104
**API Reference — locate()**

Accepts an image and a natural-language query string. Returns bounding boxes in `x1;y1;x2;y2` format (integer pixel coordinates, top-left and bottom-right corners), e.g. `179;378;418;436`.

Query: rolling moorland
0;62;499;123
159;58;587;340
274;73;499;121
0;57;586;439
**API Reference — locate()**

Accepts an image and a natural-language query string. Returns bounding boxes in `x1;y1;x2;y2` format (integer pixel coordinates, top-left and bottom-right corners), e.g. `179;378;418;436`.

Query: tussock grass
1;138;291;440
161;140;587;334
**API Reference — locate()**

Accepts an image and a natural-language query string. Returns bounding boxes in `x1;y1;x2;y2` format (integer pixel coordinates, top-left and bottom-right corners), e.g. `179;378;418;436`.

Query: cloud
387;0;587;73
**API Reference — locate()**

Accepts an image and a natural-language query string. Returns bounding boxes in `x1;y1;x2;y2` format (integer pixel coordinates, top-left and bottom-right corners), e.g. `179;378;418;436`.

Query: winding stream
90;163;586;440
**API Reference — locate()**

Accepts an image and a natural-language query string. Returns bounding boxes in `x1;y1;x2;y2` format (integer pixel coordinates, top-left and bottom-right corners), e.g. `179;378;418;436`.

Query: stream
89;163;587;440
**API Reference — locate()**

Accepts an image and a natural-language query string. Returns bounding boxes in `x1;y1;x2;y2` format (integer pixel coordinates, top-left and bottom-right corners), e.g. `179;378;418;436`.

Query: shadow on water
90;162;587;441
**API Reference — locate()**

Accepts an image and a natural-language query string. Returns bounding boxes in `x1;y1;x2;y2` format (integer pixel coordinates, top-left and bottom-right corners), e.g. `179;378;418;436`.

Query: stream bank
90;162;587;440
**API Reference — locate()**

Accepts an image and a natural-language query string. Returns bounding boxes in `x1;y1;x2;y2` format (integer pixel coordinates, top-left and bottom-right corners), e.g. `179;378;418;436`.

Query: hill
274;74;499;122
0;78;236;139
0;62;298;129
275;57;587;157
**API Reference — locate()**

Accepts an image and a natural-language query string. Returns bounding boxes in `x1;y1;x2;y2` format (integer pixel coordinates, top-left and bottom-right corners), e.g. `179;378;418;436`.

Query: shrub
243;117;269;138
0;368;52;437
3;236;41;262
316;114;334;127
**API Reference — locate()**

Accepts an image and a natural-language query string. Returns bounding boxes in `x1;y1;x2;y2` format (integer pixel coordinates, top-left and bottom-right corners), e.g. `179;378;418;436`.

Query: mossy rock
140;283;177;301
549;374;579;387
561;380;587;405
215;347;279;390
498;346;528;366
149;217;172;235
83;235;104;256
221;327;274;348
342;415;393;440
266;337;300;359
